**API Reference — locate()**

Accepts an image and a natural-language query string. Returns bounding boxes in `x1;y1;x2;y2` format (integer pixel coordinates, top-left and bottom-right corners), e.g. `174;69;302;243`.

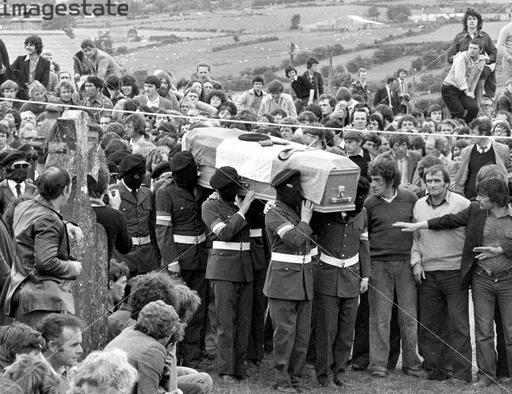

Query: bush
115;46;128;55
346;56;373;74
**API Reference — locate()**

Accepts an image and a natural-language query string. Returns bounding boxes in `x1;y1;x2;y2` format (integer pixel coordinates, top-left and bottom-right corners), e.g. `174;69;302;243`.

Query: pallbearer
201;166;254;383
264;169;315;393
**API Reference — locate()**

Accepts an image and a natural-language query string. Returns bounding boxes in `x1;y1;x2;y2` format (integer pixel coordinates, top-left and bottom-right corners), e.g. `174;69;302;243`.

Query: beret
270;168;300;188
118;154;146;175
106;159;119;175
344;129;363;141
169;151;195;172
238;133;270;142
1;151;27;167
107;150;129;166
210;166;239;189
152;162;171;179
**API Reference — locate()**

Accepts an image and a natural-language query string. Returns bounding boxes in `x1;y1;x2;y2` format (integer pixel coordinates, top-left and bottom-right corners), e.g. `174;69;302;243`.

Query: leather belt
131;235;151;246
271;252;312;264
173;233;206;244
320;252;359;268
212;241;251;251
250;228;263;237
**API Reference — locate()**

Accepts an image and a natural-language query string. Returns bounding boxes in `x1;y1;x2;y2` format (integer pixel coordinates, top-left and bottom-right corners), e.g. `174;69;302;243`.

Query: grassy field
114;26;398;79
202;356;510;393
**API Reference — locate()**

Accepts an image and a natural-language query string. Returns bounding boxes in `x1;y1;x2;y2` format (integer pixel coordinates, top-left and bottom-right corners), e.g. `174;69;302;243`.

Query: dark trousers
441;84;479;124
178;269;208;366
352;291;401;369
472;268;512;381
496;304;509;378
247;268;267;362
418;270;472;382
120;243;159;276
314;292;358;384
480;65;496;99
268;298;312;387
212;280;253;378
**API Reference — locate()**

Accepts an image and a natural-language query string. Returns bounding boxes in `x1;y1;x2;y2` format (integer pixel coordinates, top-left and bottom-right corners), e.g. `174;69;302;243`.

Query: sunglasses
12;163;30;169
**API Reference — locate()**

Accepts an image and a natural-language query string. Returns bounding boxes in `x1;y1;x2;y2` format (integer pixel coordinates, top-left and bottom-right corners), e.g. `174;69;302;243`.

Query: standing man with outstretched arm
395;177;512;388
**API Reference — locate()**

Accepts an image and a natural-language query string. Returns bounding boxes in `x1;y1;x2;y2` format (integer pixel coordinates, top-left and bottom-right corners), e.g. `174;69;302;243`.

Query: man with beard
116;154;159;276
201;166;254;383
264;169;315;392
311;178;370;388
155;151;208;369
0;151;37;215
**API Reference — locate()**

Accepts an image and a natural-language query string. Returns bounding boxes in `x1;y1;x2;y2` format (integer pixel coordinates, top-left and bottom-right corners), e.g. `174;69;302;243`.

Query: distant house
314;15;385;31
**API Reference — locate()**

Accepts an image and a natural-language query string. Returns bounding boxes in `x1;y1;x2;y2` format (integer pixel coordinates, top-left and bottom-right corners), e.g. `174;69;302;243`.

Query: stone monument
46;110;109;352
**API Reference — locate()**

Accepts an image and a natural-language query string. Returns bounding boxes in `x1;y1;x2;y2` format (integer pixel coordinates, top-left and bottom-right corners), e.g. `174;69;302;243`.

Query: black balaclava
173;163;198;192
5;165;28;183
123;167;145;191
218;182;239;202
276;174;302;212
347;177;370;218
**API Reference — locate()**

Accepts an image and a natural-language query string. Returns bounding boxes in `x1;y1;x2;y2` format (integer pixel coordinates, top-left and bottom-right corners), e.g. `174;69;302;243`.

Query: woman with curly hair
207;89;228;109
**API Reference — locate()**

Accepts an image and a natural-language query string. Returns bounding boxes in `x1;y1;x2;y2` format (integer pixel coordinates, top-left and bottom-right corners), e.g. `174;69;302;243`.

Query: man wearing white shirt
132;76;179;112
0;151;37;215
452;117;512;199
442;39;486;123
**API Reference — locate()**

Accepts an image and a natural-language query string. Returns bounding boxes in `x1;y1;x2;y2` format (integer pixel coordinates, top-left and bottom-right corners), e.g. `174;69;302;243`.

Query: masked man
311;178;371;388
264;169;315;392
0;151;37;215
201;166;254;383
156;151;208;368
116;154;159;276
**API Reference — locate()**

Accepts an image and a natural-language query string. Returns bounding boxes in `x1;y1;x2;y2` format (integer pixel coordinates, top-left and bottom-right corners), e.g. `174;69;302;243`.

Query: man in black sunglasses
0;150;37;215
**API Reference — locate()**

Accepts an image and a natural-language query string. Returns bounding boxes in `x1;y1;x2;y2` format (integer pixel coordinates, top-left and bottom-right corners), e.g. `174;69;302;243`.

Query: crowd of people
1;5;512;394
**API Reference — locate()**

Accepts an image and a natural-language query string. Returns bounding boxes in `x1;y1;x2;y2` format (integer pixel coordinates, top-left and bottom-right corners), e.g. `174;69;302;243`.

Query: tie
479;147;487;154
15;183;21;198
131;188;138;202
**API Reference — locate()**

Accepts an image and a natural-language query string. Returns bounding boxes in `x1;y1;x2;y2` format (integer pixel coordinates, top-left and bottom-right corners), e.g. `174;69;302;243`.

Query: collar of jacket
33;195;63;219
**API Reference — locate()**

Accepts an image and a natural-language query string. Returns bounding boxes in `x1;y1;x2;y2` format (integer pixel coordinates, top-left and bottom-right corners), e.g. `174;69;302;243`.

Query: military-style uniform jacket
117;181;159;273
119;181;155;239
263;201;314;301
155;179;208;271
246;200;269;271
202;197;253;282
311;208;371;298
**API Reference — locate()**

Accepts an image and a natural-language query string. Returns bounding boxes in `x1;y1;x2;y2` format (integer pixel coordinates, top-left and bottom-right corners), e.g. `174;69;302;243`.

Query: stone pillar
46;110;109;352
